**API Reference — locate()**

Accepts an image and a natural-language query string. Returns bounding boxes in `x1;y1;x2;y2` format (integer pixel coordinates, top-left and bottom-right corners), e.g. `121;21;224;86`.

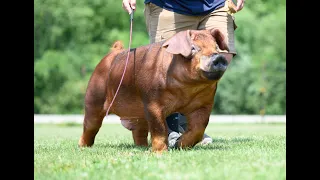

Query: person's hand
235;0;245;12
122;0;136;14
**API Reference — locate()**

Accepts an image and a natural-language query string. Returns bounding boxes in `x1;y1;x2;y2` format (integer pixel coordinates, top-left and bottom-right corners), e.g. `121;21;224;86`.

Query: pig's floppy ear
210;29;229;51
162;30;192;58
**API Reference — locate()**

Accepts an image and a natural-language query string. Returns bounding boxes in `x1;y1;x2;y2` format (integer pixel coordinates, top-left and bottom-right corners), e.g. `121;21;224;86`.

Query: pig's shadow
95;137;254;151
192;137;254;151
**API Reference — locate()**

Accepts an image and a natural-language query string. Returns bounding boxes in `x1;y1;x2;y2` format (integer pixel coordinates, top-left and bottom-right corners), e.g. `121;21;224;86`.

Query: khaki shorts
144;2;237;55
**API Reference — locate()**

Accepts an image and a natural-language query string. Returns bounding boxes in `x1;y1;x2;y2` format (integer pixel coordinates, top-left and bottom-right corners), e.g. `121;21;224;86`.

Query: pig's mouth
200;54;228;80
202;71;225;80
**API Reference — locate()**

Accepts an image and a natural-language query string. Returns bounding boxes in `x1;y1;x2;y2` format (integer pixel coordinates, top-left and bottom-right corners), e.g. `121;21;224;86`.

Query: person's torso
144;0;226;16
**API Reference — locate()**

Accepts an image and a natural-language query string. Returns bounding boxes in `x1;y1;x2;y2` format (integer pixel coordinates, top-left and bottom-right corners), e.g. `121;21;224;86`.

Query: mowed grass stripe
34;123;286;180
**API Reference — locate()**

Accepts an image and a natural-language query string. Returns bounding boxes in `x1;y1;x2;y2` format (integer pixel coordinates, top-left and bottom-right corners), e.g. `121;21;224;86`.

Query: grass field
34;123;286;180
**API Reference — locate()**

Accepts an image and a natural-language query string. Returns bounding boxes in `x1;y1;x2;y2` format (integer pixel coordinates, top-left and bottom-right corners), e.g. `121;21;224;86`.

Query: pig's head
162;28;230;81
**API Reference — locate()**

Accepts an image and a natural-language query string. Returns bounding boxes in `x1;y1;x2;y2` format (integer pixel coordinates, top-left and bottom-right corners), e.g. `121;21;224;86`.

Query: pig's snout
200;54;229;80
211;54;228;72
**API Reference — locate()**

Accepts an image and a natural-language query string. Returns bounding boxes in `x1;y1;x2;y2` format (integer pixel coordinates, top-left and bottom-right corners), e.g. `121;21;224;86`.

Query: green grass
34;123;286;180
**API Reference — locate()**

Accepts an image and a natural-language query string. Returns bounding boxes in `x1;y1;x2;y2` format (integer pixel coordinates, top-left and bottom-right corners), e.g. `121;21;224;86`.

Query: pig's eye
191;45;201;53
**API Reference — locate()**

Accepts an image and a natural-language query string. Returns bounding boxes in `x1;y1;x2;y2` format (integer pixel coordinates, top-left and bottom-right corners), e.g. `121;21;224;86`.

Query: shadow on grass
192;144;229;151
213;137;254;143
96;143;150;151
192;137;255;151
57;122;81;127
94;137;254;151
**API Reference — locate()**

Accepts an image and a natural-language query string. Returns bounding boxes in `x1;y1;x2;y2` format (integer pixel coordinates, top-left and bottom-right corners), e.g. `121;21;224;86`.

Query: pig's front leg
175;106;211;148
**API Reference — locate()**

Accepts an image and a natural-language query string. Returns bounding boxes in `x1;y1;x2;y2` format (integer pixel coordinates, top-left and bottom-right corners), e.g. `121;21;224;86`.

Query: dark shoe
166;112;213;145
166;113;182;133
166;113;182;148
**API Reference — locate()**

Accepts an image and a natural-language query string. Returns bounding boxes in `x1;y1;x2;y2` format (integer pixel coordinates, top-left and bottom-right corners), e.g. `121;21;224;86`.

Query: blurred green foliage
34;0;286;115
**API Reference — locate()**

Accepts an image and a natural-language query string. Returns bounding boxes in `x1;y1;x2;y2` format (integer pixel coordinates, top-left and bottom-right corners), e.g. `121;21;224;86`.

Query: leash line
106;11;134;117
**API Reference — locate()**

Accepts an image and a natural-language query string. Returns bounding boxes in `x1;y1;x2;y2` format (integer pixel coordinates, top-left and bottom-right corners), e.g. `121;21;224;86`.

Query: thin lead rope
105;11;134;117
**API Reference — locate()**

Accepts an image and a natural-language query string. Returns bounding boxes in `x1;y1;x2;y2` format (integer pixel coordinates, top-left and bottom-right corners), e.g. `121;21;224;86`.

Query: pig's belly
109;97;145;119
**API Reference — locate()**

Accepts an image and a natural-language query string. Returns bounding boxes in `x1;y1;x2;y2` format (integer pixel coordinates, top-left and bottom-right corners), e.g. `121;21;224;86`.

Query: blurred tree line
34;0;286;115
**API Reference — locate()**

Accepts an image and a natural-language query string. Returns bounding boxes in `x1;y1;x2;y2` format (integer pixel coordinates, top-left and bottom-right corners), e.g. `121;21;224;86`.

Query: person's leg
165;113;183;147
144;2;199;43
144;3;218;146
193;3;238;144
144;3;200;145
198;2;237;60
